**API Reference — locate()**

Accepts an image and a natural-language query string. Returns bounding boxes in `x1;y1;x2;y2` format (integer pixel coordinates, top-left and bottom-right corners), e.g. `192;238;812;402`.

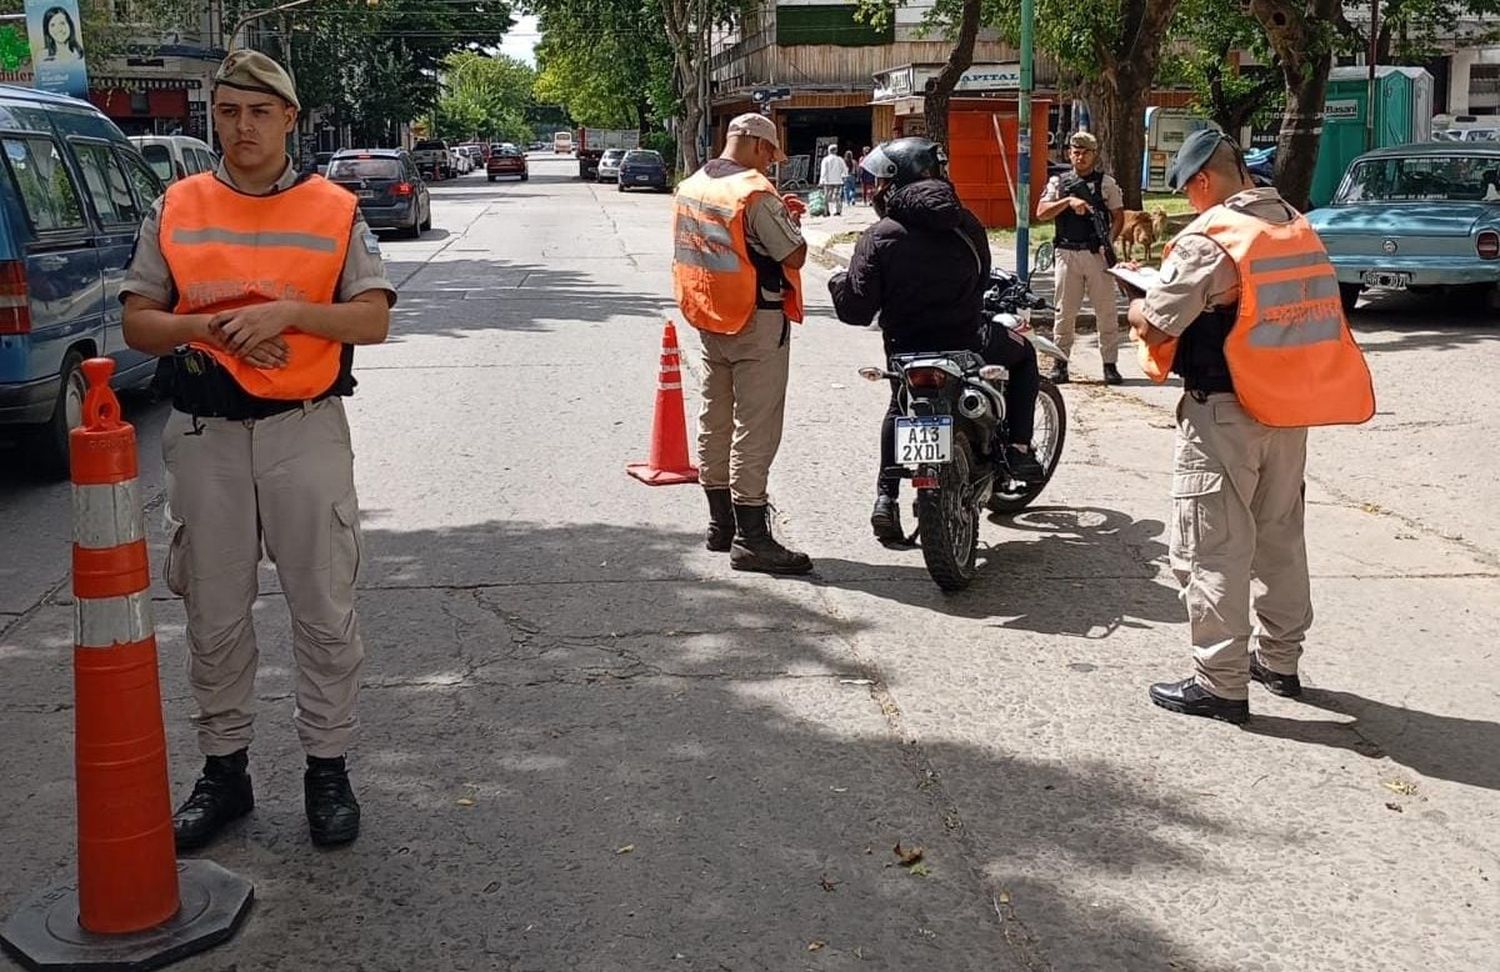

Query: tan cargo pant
1170;393;1313;700
1052;247;1120;364
695;308;791;507
162;398;365;759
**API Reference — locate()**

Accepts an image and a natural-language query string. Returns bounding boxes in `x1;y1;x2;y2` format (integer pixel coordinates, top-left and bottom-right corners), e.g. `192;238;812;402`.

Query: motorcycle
858;269;1069;591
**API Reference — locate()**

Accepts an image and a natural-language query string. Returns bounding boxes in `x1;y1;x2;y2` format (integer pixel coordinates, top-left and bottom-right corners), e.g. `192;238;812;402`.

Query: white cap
727;113;787;162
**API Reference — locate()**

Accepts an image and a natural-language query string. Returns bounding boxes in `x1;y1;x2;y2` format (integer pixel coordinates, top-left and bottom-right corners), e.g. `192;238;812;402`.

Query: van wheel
33;350;86;478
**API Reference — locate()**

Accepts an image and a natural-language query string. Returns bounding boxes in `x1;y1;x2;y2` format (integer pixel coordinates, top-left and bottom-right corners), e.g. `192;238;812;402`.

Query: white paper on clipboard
1108;264;1162;297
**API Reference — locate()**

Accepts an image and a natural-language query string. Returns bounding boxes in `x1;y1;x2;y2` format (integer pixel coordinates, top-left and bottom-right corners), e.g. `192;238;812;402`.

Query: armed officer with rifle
1036;131;1124;385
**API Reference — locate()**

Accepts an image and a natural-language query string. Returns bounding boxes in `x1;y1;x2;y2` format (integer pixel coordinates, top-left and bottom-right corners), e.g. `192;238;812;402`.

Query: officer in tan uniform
1127;129;1374;724
1036;131;1124;384
121;51;394;848
673;113;812;575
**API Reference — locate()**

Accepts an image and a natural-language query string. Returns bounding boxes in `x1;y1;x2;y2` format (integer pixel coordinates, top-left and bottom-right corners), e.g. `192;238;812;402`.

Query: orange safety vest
1139;205;1375;428
673;166;804;334
159;173;356;400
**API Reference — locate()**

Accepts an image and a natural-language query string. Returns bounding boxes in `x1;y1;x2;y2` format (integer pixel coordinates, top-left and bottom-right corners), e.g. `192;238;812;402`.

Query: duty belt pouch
168;346;242;418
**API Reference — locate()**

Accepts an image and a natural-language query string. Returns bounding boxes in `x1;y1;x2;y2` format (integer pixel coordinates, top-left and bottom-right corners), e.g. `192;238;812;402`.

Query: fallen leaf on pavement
908;862;931;877
1382;778;1418;796
807;940;826;951
998;890;1012;905
893;843;924;866
455;798;475;807
819;875;840;892
1385;802;1404;813
616;844;635;854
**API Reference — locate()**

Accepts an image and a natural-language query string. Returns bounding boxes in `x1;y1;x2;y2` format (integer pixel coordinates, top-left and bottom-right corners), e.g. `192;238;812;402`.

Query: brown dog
1115;209;1170;262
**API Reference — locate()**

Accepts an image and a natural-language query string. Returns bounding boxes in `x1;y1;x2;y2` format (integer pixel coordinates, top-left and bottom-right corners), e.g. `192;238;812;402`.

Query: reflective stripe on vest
672;167;804;334
1143;203;1375;427
159;173;356;400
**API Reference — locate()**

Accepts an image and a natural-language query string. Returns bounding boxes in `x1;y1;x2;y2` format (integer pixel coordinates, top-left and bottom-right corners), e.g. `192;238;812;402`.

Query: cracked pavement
2;155;1498;971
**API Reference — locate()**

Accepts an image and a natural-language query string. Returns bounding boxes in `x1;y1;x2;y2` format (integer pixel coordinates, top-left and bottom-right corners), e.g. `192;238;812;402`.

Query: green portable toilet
1310;66;1434;207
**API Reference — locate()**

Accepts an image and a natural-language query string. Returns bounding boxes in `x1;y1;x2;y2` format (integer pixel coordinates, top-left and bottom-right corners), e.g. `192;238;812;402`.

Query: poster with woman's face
26;0;89;98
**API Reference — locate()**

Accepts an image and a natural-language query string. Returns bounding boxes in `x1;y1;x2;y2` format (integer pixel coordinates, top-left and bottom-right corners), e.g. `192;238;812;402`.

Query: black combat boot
1148;678;1249;725
870;493;904;544
1003;447;1047;484
1102;363;1123;385
730;504;813;575
173;748;254;852
705;487;734;552
305;755;361;847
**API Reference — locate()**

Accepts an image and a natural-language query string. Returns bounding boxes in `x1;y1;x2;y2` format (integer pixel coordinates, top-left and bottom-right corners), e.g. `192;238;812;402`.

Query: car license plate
1363;270;1408;290
357;190;374;199
636;174;650;182
895;416;952;465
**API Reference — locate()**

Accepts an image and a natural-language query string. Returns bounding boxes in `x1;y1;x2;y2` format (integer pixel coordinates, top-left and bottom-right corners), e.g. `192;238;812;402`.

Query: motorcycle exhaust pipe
958;389;991;420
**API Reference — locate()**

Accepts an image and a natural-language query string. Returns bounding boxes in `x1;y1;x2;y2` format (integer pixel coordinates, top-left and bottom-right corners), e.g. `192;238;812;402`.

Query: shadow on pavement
378;258;670;340
813;506;1183;637
1243;688;1500;793
0;516;1239;970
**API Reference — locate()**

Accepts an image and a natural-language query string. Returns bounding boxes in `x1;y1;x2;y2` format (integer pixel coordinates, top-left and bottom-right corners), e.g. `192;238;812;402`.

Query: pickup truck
411;139;452;180
576;128;640;179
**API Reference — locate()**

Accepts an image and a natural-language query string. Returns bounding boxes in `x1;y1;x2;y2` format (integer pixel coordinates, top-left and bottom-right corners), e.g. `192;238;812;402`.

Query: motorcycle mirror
857;366;887;382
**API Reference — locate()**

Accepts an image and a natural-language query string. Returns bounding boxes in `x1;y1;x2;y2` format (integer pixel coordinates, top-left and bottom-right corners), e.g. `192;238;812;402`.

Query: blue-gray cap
1165;128;1232;192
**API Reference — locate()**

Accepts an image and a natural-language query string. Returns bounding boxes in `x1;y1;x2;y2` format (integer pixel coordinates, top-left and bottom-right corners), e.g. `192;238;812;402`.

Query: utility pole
1016;0;1034;280
1365;0;1380;152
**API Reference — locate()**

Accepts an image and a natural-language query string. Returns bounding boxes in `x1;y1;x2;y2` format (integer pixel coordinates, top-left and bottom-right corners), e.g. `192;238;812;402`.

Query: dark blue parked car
0;85;163;474
617;149;669;193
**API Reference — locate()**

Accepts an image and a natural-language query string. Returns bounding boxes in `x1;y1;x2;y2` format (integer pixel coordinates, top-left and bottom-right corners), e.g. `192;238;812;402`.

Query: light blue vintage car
1305;142;1500;312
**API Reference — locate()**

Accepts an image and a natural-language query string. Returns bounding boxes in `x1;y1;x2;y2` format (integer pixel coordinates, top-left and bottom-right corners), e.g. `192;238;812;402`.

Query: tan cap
727;113;786;162
1068;131;1098;151
214;50;299;111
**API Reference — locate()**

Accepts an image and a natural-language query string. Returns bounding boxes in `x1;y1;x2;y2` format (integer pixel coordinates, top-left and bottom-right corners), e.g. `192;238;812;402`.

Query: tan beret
214;50;299;111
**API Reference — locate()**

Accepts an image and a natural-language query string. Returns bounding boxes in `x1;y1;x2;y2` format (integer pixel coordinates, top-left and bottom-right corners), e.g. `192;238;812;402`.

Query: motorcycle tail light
1478;230;1499;260
912;476;939;489
906;367;948;389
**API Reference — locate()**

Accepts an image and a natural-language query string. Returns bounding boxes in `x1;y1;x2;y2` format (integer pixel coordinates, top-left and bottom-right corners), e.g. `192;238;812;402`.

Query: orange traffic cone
626;321;700;486
1;358;252;970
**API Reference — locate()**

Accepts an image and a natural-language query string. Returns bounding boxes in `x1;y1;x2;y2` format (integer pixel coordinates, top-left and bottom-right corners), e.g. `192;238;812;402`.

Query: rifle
1091;206;1119;268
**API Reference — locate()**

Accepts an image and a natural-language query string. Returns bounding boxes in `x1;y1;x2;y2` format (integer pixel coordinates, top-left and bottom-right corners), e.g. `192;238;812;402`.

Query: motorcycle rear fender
1026;331;1069;363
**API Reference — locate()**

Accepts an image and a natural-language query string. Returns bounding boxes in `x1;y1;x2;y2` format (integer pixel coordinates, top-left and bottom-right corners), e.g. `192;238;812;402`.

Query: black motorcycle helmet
860;137;946;187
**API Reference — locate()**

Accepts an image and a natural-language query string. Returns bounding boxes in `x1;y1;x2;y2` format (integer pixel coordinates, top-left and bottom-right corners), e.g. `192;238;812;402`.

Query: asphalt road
2;154;1497;971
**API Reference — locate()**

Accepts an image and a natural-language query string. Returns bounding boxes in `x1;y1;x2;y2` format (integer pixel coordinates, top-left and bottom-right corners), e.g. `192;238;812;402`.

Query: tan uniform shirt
1142;187;1299;337
120;158;397;307
1040;169;1124;211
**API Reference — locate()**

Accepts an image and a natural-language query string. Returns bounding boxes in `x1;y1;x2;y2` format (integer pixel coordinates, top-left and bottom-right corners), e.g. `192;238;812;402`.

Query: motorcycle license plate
895;416;952;465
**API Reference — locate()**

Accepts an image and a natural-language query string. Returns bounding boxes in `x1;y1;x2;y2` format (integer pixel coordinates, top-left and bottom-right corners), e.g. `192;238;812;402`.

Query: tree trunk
922;0;980;150
1248;0;1340;211
1078;0;1181;211
662;0;704;174
1084;74;1152;211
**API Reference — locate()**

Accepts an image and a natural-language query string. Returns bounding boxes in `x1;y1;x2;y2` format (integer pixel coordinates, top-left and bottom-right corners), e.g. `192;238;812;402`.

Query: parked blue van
0;85;165;474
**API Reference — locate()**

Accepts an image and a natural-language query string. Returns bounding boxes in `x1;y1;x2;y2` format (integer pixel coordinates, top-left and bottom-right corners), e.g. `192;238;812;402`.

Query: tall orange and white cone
1;358;253;971
626;321;700;486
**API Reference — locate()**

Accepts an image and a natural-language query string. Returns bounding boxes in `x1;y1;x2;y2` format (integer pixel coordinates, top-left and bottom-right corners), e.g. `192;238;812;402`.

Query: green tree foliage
1163;0;1284;138
530;0;677;133
436;50;536;142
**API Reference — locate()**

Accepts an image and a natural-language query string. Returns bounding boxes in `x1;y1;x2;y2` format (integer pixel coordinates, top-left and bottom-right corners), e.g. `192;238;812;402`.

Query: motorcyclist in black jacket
828;138;1044;543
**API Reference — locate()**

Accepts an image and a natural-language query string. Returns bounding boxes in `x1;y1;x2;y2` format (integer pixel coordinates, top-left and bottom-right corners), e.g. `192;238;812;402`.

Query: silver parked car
1305;142;1500;311
596;148;625;183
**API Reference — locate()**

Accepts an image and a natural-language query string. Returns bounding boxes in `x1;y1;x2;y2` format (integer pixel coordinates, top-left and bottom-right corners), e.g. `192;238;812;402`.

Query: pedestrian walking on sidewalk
842;150;858;207
1036;131;1125;385
672;112;813;575
1128;129;1375;724
819;144;848;216
121;50;395;850
858;145;875;204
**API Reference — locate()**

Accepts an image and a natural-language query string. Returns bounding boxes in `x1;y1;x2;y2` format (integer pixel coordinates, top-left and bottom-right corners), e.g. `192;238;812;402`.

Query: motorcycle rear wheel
988;378;1067;515
917;433;980;592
